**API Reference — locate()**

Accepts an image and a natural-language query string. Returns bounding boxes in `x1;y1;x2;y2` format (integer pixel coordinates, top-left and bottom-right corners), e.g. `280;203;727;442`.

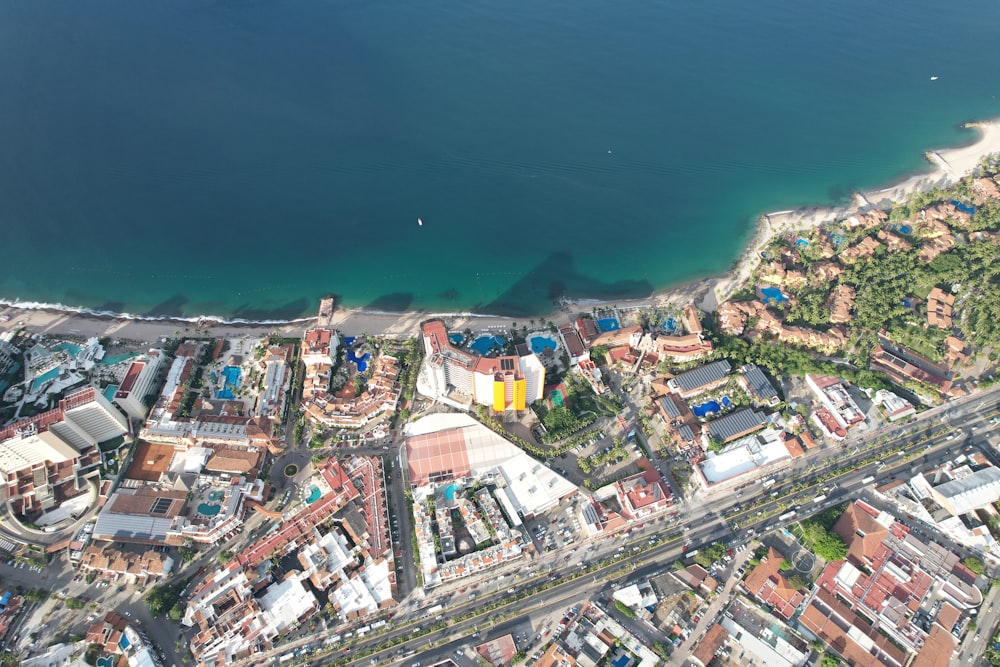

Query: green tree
614;599;636;618
589;345;609;364
963;556;985;576
145;582;184;616
821;653;843;667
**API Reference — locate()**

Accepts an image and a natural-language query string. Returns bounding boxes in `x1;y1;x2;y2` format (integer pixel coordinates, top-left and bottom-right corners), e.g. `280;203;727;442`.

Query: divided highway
240;387;1000;666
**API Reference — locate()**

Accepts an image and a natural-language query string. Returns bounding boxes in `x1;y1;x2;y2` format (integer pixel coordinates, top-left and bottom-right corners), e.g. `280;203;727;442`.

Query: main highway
239;386;1000;667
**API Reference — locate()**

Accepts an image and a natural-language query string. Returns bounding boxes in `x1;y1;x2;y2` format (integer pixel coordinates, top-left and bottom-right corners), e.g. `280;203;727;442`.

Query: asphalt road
11;384;1000;667
256;387;1000;667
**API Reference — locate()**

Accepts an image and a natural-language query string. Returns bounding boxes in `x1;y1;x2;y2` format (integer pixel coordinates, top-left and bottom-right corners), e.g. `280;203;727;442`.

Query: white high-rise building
419;320;544;412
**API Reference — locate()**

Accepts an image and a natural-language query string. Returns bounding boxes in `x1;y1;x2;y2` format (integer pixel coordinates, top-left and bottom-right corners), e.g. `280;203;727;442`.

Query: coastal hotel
420;319;544;412
0;388;127;515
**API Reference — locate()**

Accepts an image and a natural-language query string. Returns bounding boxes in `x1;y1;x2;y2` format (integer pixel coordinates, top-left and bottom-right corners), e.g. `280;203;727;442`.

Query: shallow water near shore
1;0;999;319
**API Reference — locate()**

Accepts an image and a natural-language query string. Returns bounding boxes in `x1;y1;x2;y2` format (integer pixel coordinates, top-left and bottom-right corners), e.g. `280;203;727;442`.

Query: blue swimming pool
760;287;789;304
470;335;505;355
97;657;114;667
530;335;557;355
897;224;912;234
596;317;620;333
445;483;460;500
306;485;322;504
796;238;809;247
118;635;131;650
215;365;242;400
692;396;731;418
343;337;371;372
102;384;118;402
53;342;81;357
662;318;678;334
197;502;222;516
448;333;464;345
31;368;59;393
952;200;975;214
101;351;141;366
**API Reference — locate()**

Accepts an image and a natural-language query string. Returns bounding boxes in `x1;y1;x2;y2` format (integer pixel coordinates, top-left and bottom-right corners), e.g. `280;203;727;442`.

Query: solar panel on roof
149;497;173;514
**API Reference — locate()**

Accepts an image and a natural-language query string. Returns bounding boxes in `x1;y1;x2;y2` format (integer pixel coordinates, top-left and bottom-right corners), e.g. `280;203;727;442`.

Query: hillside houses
926;287;956;329
839;236;881;264
827;284;855;324
716;300;848;353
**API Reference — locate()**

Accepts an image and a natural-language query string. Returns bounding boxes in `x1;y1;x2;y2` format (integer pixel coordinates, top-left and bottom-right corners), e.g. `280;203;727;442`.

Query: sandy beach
3;119;1000;344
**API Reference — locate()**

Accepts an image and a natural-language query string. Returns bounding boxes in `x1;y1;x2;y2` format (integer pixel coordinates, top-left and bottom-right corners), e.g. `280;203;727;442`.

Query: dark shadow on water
480;252;653;317
145;295;189;318
229;299;311;321
437;289;460;302
366;293;414;312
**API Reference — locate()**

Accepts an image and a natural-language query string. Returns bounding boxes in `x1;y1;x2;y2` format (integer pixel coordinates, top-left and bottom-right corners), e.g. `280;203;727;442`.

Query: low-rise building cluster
182;457;395;667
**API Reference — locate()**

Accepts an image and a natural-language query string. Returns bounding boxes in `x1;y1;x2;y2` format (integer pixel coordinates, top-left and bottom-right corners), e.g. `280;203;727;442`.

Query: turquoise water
102;352;141;366
692;397;732;418
197;503;221;516
0;1;999;318
102;384;118;402
597;318;620;333
215;365;241;399
53;343;81;357
305;485;321;504
470;335;505;355
97;657;114;667
760;287;789;304
31;368;59;393
530;335;558;355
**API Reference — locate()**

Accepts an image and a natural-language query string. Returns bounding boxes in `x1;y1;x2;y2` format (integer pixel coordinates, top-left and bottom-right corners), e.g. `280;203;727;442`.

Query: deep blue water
1;0;999;318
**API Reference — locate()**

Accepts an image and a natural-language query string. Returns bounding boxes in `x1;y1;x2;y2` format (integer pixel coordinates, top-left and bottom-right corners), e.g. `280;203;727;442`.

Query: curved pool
470;335;505;355
529;335;557;355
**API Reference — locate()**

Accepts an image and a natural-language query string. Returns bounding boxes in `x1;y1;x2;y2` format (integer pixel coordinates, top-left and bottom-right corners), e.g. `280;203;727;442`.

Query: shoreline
4;118;1000;342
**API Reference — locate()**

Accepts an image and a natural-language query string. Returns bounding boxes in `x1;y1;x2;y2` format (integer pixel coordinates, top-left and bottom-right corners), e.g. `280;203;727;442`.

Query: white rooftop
932;466;1000;515
699;428;790;484
260;574;316;633
498;454;576;517
0;430;78;476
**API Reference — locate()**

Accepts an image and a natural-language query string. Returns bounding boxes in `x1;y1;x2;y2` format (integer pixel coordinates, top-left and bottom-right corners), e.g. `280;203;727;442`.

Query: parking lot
524;501;586;553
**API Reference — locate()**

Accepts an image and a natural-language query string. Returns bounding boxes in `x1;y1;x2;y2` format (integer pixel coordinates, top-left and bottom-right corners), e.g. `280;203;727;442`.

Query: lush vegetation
145;581;185;620
540;406;596;442
735;166;1000;396
614;599;636;618
799;505;848;562
962;556;985;576
710;331;890;390
692;542;727;569
822;653;845;667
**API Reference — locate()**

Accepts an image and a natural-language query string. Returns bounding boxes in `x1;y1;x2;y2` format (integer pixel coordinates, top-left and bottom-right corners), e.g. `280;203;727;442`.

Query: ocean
1;0;999;320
